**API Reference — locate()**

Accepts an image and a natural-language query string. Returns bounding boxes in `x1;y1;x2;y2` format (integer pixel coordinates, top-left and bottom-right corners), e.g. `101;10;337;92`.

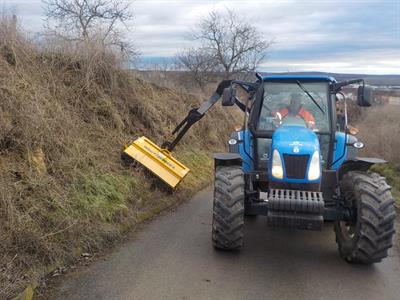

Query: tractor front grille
283;154;309;179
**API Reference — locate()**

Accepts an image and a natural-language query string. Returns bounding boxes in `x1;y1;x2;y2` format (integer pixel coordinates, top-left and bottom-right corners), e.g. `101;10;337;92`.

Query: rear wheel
212;165;244;250
334;171;396;264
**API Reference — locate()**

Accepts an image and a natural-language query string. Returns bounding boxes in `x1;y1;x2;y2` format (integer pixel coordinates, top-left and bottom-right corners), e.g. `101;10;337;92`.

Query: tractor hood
272;125;319;154
270;125;321;184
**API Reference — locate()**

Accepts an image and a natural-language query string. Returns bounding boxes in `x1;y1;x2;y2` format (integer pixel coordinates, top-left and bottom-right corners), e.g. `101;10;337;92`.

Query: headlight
271;149;284;179
228;139;237;145
308;151;321;180
353;141;364;149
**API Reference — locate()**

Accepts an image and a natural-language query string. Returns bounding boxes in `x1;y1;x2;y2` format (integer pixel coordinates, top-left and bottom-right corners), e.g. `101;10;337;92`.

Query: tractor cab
249;76;334;191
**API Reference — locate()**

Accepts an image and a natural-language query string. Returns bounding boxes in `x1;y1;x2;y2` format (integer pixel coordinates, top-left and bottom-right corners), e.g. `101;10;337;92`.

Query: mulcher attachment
123;137;190;188
122;80;234;188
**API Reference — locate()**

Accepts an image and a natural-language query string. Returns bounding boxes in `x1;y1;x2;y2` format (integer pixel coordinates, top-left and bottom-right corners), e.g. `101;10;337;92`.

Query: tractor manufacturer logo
290;141;302;154
289;141;303;146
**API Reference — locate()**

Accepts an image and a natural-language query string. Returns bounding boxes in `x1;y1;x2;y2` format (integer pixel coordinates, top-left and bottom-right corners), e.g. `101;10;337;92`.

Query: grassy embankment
0;23;236;298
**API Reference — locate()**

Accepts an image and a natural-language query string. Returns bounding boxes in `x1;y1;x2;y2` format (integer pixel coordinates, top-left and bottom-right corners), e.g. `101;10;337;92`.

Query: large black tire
334;171;396;264
212;165;245;250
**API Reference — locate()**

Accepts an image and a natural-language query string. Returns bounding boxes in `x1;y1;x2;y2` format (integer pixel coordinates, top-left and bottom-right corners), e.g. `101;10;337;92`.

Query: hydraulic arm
122;78;256;188
161;80;232;151
162;79;257;151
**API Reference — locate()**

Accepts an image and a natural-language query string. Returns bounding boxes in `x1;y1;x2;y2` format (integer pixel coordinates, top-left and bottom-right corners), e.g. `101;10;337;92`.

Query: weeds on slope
0;16;235;298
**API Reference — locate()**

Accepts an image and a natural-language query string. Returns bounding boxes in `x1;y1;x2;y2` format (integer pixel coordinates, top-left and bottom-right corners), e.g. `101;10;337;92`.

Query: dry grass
357;105;400;164
356;104;400;202
0;17;236;298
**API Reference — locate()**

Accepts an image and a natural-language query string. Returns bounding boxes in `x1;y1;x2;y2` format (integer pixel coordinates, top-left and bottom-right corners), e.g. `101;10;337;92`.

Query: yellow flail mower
122;136;190;188
121;80;233;188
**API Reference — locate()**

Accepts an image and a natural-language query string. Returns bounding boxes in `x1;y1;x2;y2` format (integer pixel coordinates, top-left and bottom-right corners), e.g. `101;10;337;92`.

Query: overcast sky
2;0;400;74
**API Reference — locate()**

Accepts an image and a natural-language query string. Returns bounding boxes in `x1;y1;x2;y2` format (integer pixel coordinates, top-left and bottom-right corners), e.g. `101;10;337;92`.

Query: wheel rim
339;204;358;240
339;221;356;240
339;189;358;241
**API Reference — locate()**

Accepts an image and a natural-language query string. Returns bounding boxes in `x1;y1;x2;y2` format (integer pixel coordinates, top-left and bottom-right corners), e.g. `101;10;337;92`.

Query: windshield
257;82;330;132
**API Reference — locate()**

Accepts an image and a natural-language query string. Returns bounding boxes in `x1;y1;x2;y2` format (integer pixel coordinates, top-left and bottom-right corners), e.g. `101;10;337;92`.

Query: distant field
260;72;400;86
134;70;400;87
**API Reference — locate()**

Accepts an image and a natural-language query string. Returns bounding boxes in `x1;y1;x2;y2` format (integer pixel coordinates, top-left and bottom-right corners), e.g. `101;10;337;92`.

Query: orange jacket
278;107;316;129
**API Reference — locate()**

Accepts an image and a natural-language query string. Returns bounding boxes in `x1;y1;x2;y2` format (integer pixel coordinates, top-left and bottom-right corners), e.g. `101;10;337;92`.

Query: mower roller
123;74;396;264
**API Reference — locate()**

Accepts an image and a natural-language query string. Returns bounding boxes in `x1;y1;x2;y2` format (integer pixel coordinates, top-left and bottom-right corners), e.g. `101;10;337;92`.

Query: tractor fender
338;157;386;180
228;131;241;154
213;153;242;168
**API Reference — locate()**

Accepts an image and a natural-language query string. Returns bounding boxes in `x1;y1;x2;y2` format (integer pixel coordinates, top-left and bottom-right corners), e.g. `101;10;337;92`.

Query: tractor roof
262;75;336;83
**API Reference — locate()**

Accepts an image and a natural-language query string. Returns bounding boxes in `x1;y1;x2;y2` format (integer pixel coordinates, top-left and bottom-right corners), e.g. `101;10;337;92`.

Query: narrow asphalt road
49;188;400;300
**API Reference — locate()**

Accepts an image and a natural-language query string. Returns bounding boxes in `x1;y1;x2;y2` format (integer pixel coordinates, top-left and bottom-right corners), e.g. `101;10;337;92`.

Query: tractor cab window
258;82;330;133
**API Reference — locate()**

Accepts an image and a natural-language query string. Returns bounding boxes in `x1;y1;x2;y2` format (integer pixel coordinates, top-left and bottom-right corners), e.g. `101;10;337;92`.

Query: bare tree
175;48;216;88
177;8;273;80
43;0;134;54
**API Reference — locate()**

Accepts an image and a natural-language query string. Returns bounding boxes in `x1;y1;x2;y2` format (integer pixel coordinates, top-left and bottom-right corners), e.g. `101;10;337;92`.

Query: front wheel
334;171;396;264
212;165;244;250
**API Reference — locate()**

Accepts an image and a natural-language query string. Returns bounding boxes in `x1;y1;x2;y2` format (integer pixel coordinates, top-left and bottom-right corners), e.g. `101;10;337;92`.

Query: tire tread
334;171;396;264
212;165;245;250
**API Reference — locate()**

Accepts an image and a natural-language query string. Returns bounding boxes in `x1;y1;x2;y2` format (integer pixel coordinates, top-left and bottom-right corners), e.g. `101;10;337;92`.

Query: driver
274;93;316;129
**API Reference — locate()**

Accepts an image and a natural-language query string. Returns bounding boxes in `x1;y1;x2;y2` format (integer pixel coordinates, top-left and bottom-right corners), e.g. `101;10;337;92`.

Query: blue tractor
145;74;396;264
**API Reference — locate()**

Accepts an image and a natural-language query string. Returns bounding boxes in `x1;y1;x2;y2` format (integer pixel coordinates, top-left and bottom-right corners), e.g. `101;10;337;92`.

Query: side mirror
221;86;236;106
357;85;373;107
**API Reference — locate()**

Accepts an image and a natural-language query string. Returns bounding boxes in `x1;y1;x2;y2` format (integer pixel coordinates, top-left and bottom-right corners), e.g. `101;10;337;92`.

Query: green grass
177;149;214;189
71;174;138;222
68;149;215;226
371;163;400;206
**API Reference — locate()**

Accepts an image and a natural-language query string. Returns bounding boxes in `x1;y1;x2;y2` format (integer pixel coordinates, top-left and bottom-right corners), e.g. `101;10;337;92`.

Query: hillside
0;29;235;298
